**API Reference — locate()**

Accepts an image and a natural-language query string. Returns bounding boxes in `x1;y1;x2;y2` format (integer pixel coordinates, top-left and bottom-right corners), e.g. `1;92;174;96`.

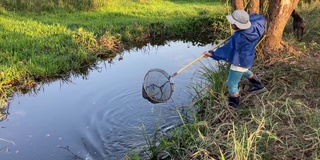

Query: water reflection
0;104;9;122
0;40;214;160
56;138;103;160
57;145;85;160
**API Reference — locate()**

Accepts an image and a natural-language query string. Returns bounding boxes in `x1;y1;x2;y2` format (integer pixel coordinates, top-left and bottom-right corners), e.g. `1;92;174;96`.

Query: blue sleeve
208;35;236;62
250;14;266;35
250;14;266;25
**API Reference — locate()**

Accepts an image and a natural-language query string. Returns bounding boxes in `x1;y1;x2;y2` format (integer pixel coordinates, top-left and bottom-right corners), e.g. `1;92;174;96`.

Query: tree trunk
248;0;260;14
259;0;268;14
263;0;300;52
232;0;244;10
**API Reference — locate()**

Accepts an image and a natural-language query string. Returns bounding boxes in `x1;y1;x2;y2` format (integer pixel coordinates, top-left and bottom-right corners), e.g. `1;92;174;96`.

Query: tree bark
232;0;244;10
263;0;300;52
259;0;268;14
248;0;260;14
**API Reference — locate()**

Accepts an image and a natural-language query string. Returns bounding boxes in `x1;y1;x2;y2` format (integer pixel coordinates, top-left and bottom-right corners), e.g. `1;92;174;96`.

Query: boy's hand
203;51;212;58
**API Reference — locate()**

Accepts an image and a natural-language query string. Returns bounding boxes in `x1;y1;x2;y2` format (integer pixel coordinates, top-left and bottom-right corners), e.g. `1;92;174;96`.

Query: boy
203;10;267;109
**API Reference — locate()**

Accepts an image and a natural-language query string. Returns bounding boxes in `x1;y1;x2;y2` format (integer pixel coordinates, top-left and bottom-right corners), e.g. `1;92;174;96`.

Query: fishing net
142;36;231;104
142;68;174;103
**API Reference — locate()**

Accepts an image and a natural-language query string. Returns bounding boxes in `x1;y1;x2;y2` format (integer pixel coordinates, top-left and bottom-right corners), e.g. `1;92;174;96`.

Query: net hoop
142;68;174;103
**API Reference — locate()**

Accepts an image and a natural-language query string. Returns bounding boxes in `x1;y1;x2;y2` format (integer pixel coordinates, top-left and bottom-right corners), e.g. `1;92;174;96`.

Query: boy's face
231;24;239;30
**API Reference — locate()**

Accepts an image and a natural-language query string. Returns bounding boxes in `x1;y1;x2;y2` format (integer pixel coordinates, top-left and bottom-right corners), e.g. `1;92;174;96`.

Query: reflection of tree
0;59;103;122
0;100;15;153
58;137;103;160
81;137;103;160
0;138;15;154
58;145;85;160
0;101;10;122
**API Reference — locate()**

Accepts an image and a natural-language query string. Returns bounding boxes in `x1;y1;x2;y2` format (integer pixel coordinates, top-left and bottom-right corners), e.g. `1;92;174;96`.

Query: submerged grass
128;1;320;160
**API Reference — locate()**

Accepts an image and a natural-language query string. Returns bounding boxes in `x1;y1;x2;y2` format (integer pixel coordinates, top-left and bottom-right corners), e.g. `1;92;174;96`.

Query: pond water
0;41;214;160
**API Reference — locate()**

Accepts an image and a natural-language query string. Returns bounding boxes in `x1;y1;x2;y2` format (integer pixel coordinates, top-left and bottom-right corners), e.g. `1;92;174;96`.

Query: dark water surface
0;41;213;160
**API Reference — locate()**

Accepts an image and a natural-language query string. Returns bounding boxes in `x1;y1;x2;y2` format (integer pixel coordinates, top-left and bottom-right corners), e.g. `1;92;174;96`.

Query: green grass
1;1;228;36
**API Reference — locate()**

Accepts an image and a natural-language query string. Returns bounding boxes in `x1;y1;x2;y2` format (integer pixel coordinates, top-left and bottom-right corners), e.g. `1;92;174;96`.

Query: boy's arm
207;37;235;61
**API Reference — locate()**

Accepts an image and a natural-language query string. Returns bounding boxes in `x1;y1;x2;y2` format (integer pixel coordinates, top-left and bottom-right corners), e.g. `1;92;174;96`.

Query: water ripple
81;84;182;159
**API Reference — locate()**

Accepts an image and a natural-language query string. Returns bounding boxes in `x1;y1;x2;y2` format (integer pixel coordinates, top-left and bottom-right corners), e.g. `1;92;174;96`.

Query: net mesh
142;68;174;103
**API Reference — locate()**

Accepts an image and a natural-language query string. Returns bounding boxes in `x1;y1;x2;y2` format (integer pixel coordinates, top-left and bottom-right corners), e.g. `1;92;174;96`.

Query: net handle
171;36;231;78
171;54;204;78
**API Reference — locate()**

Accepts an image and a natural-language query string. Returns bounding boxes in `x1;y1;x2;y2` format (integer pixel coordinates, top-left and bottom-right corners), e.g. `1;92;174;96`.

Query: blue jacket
209;14;266;68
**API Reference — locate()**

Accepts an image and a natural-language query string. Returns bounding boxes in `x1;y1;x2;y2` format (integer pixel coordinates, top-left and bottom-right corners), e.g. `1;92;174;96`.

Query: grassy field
0;0;229;104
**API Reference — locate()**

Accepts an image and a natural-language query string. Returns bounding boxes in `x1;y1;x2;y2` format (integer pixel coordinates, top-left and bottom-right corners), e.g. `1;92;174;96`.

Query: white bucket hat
226;10;251;30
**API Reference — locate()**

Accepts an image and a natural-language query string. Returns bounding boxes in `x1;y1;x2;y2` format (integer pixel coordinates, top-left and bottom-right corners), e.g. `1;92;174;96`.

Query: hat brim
226;14;251;30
